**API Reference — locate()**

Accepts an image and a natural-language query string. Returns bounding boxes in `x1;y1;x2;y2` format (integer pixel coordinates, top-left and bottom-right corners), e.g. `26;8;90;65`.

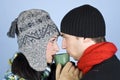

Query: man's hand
56;62;82;80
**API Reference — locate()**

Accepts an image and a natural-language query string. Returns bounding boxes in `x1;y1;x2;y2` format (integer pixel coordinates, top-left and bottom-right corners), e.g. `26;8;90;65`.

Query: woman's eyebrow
52;36;58;38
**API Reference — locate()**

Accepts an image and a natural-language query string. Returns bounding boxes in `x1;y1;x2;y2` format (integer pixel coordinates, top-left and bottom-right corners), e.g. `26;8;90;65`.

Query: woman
4;9;60;80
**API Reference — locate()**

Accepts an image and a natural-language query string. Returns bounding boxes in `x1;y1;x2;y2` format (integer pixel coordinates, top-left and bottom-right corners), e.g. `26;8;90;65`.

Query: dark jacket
81;55;120;80
45;63;56;80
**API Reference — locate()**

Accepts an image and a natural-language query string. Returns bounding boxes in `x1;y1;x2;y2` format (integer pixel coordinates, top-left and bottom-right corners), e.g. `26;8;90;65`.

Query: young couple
5;4;120;80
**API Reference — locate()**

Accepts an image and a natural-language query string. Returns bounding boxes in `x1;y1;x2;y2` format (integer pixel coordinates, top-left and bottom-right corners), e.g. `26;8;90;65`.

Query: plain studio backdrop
0;0;120;79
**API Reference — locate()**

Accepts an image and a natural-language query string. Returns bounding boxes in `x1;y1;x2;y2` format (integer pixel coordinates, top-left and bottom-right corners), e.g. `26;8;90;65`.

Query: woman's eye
53;39;56;41
50;39;56;43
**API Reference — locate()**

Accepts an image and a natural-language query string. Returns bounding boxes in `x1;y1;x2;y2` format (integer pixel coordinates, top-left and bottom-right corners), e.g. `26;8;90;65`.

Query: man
56;4;120;80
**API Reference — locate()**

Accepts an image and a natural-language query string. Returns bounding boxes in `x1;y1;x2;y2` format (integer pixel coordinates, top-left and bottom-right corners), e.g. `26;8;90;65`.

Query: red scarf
77;42;117;75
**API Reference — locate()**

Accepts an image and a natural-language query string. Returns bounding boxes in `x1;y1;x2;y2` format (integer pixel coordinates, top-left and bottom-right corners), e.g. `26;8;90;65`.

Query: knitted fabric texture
77;42;117;75
7;9;60;71
61;4;105;38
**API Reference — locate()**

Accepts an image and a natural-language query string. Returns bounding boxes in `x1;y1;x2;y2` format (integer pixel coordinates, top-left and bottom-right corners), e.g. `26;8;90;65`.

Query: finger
62;62;72;72
56;63;62;80
73;68;79;76
69;66;75;73
79;71;83;79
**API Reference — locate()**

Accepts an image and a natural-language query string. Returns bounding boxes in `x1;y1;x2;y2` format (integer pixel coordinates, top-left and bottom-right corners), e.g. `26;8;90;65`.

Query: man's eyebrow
60;34;63;36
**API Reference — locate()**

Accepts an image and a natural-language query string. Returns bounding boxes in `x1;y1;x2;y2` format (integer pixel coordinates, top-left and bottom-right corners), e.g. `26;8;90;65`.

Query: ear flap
7;18;18;38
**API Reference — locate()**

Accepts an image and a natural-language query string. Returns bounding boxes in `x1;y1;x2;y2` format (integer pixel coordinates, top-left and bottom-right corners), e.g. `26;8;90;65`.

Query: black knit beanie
61;4;105;38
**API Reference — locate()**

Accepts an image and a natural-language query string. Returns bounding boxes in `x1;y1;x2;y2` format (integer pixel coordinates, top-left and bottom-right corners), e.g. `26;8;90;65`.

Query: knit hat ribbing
61;4;105;38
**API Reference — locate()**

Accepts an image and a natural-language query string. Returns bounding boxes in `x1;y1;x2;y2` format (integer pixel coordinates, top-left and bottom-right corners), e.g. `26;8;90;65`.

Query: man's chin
73;58;78;61
70;56;78;61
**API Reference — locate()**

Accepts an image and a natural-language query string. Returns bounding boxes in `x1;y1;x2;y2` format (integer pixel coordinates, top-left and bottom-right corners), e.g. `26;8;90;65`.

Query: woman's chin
47;60;52;64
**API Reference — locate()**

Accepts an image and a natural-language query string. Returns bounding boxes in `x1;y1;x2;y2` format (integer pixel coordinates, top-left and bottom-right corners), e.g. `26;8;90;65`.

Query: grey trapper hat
7;9;60;71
